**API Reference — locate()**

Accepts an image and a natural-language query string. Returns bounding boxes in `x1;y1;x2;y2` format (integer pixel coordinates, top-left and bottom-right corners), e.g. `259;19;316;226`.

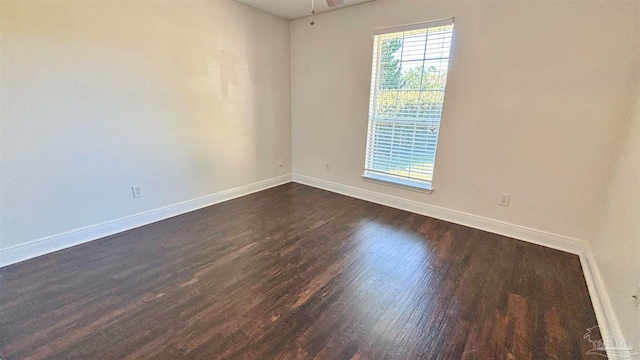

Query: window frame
362;18;455;193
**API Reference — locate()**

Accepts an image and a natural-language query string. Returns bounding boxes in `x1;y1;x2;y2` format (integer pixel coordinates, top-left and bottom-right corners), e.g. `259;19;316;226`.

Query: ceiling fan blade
326;0;344;7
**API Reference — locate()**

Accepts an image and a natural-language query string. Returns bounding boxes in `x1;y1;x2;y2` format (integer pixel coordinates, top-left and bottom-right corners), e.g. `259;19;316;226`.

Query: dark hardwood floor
0;183;602;359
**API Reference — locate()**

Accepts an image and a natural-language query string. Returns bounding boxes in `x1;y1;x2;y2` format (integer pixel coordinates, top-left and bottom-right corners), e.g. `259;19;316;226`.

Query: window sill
361;172;434;194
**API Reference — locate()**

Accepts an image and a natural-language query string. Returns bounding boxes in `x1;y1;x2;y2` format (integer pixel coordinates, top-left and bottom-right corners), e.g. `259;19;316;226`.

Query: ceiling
233;0;374;20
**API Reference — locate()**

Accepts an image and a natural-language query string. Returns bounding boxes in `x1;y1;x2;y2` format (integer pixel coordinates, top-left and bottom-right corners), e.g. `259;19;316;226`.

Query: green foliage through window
365;23;454;183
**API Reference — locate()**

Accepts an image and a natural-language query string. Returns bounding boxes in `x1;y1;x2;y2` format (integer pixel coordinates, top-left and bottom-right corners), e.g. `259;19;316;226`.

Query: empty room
1;0;638;358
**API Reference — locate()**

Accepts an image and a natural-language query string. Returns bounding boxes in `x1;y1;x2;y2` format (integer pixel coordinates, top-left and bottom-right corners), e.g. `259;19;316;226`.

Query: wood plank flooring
0;183;602;359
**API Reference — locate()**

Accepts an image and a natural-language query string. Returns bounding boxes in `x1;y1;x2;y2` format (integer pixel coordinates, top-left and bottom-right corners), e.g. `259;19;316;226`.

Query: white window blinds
364;19;454;188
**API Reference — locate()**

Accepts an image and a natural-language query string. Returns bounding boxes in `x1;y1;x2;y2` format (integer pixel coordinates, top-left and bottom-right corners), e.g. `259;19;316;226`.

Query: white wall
2;0;638;344
591;81;640;346
290;0;640;243
0;1;291;249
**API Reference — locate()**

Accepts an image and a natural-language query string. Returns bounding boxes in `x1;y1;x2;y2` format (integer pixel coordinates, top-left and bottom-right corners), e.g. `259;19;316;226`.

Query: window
363;19;454;191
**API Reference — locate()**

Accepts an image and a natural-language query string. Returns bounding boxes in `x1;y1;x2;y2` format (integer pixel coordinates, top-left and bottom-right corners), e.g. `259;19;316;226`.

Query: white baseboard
292;173;584;254
2;171;626;355
0;173;292;268
580;250;636;358
291;173;629;351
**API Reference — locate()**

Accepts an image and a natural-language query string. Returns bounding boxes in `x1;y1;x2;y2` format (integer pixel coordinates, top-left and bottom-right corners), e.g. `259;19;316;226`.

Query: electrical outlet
499;193;510;206
325;162;330;171
278;157;283;167
132;185;143;198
